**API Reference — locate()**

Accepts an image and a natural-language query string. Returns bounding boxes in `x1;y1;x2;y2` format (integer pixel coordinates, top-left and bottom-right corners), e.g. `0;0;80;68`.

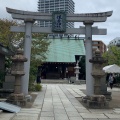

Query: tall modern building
109;37;120;47
38;0;75;29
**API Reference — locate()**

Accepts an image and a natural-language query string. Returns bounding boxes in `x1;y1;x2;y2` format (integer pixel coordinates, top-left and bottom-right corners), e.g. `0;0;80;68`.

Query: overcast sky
0;0;120;45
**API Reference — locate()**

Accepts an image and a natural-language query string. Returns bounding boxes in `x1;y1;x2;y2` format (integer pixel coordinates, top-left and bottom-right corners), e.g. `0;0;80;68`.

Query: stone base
102;92;112;100
7;93;26;106
74;80;81;84
25;95;32;102
87;100;109;109
82;96;91;103
82;95;109;109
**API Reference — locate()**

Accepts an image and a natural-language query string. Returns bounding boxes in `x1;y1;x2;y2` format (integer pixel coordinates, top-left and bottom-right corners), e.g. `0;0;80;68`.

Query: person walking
109;74;114;89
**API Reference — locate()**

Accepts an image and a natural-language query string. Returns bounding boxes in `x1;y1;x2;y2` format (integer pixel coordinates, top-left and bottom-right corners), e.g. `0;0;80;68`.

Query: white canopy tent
103;64;120;73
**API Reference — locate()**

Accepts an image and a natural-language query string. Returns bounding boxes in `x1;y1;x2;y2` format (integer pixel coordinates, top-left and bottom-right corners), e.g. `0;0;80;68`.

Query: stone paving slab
53;102;62;105
54;113;68;117
54;116;69;120
41;112;54;117
84;118;98;120
65;107;78;112
20;109;40;114
16;113;39;117
42;107;54;111
12;116;38;120
89;109;114;114
0;113;15;119
53;106;65;109
80;113;108;119
75;107;90;113
0;119;11;120
42;105;53;108
97;118;120;120
68;117;83;120
39;117;54;120
66;111;80;117
113;108;120;114
20;108;41;111
105;113;120;118
19;111;40;114
54;109;66;113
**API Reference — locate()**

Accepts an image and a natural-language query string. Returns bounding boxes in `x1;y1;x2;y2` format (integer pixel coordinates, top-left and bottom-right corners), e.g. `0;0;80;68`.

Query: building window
93;41;99;44
92;46;98;49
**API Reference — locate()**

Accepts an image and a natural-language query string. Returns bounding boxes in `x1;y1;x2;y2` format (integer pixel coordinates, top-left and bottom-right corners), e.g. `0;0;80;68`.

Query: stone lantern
74;61;80;81
89;49;107;94
86;49;109;108
82;49;109;109
7;49;27;106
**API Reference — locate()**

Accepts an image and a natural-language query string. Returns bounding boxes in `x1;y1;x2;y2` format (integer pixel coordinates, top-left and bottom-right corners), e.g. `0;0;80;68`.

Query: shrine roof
43;38;85;63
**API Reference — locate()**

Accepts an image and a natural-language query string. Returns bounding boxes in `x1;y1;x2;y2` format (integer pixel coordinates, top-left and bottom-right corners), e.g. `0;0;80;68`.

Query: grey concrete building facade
109;37;120;47
38;0;74;29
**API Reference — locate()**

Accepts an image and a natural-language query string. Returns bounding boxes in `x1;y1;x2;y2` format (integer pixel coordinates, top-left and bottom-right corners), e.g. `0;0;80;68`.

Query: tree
102;46;120;66
29;34;50;84
0;19;24;48
0;19;50;85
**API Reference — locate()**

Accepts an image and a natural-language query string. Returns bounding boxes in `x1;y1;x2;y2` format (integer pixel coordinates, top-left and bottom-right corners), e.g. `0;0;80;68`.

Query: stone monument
7;49;27;106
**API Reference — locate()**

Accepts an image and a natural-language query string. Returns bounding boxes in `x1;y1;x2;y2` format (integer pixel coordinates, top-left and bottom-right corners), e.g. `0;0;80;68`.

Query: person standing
36;71;41;84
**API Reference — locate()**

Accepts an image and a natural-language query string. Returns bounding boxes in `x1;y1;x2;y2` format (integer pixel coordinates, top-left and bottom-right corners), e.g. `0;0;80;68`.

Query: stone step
41;79;86;84
41;79;69;84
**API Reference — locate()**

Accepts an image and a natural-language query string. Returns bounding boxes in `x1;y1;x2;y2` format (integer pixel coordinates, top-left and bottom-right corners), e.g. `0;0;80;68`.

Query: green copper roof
44;38;85;63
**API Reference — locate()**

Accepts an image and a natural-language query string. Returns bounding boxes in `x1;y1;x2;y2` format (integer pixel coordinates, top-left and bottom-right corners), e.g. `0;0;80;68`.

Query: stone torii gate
6;7;112;95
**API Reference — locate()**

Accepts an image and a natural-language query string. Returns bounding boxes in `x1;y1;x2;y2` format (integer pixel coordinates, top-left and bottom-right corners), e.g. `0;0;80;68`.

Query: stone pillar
84;21;94;96
21;19;34;95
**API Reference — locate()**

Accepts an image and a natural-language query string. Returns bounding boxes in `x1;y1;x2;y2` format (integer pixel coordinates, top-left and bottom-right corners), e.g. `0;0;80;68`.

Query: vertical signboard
52;11;66;33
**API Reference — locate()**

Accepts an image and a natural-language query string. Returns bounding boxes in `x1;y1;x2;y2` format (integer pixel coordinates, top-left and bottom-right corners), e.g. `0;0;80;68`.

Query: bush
34;84;42;91
29;83;35;91
29;83;42;91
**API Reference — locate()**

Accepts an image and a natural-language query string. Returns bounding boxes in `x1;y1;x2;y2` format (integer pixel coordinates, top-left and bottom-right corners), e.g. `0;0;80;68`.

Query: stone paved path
1;84;120;120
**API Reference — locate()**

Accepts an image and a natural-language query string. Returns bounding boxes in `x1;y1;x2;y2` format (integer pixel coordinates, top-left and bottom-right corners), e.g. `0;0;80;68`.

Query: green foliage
0;19;24;48
0;19;49;90
5;57;12;72
29;83;42;91
31;34;50;62
29;34;50;84
0;19;24;74
102;46;120;66
34;84;42;91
